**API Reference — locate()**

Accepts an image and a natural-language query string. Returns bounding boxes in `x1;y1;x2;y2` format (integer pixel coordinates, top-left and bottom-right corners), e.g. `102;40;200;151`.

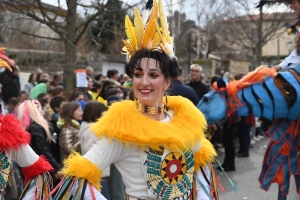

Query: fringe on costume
195;164;219;200
19;172;53;200
62;152;102;191
21;156;53;183
259;118;300;196
52;177;97;200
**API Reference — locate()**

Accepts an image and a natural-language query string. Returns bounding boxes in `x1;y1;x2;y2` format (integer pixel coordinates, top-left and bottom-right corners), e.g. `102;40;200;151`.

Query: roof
226;12;295;23
0;0;67;16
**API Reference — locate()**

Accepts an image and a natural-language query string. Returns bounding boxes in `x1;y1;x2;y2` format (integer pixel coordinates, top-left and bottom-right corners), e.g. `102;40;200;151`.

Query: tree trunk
63;0;78;94
257;7;263;65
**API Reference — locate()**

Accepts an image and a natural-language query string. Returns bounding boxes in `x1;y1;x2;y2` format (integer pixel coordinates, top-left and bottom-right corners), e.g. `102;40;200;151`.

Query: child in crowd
7;97;19;115
57;102;83;163
17;90;29;103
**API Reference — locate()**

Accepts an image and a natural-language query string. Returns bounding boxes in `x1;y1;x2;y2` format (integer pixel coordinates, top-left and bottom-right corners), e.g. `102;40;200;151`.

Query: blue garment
168;80;200;105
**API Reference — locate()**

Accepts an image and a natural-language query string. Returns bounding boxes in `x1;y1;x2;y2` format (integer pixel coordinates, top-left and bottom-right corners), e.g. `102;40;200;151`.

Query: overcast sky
41;0;292;23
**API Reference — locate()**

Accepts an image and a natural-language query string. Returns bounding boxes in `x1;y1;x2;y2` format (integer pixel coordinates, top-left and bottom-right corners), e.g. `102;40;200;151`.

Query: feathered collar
0;114;30;151
91;96;207;151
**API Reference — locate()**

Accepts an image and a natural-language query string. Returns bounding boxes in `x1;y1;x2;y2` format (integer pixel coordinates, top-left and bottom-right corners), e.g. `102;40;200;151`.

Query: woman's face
72;106;83;120
32;74;36;82
132;58;170;107
43;103;50;113
291;0;300;16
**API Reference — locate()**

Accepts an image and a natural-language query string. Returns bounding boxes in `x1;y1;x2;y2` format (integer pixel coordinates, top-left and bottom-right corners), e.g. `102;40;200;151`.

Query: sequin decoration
0;151;10;192
146;150;194;199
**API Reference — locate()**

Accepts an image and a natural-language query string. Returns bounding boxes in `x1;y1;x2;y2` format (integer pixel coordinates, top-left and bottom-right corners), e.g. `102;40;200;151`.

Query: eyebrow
134;68;160;72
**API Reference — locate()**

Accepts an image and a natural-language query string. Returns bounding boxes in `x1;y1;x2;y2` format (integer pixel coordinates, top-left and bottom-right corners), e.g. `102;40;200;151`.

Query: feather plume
142;0;158;49
134;8;144;49
152;32;161;49
125;15;137;50
158;0;168;44
142;0;153;25
256;0;290;8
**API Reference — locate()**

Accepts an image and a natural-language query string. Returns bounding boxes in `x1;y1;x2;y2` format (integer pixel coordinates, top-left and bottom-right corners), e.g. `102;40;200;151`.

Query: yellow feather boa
91;96;217;166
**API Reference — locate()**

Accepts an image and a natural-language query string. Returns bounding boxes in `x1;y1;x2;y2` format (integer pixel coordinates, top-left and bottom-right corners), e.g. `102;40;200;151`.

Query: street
217;137;300;200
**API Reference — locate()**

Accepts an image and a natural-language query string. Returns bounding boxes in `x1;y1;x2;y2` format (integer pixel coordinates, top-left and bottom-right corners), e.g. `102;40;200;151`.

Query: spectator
18;90;29;103
50;85;64;97
168;67;199;105
0;66;20;104
96;80;116;102
0;84;7;115
85;76;93;101
103;87;124;100
38;98;51;121
50;74;63;87
37;92;51;103
95;73;105;82
107;69;120;85
35;68;43;83
186;64;208;100
17;100;61;181
69;91;85;102
107;95;122;106
78;101;109;199
38;78;50;86
57;102;82;163
86;66;94;79
50;96;67;165
89;81;101;100
30;83;47;99
24;73;37;93
7;97;19;114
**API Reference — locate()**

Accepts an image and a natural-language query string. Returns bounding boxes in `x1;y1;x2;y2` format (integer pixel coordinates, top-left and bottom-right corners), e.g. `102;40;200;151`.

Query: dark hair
7;97;19;106
38;79;49;84
50;96;66;112
120;87;130;100
37;93;48;100
69;91;84;101
103;87;123;100
53;74;61;81
28;73;36;82
82;101;107;123
51;85;64;96
107;69;118;78
125;49;179;79
91;81;101;93
98;80;116;98
107;95;122;106
60;102;80;128
234;74;244;81
94;74;103;81
38;98;49;109
18;90;28;97
210;75;221;86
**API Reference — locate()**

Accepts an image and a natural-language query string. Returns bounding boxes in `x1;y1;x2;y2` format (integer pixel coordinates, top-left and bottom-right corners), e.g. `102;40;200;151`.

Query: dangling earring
165;95;169;111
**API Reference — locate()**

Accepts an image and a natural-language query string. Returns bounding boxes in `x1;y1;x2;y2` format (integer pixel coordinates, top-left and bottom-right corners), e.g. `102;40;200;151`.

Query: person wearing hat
30;83;47;99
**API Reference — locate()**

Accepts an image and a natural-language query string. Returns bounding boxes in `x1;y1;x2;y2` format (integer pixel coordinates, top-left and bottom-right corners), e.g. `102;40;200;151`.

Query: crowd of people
0;56;268;198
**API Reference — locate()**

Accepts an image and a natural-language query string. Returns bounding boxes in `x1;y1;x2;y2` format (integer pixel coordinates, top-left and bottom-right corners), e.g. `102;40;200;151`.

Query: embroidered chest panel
146;149;194;199
0;151;10;192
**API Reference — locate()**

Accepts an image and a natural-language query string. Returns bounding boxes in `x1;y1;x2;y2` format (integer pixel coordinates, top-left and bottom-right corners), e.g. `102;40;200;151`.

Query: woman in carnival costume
0;48;53;199
54;0;219;199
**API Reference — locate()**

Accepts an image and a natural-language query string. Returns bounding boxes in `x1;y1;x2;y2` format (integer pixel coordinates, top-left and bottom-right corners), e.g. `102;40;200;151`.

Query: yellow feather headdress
122;0;174;60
